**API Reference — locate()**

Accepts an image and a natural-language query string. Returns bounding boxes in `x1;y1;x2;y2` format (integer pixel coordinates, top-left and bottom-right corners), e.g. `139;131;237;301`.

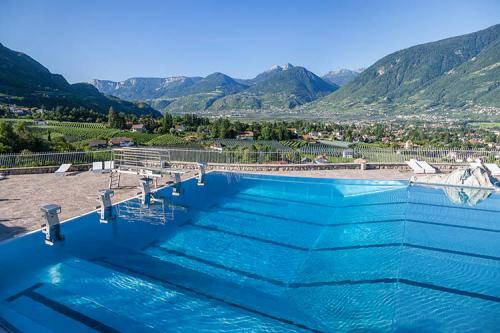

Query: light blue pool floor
1;173;499;332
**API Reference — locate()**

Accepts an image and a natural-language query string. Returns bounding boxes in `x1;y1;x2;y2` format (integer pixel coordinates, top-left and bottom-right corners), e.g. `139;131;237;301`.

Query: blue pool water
0;172;499;332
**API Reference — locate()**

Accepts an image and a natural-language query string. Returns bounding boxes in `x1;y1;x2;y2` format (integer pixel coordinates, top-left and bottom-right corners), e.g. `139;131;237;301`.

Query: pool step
216;196;336;225
0;301;53;333
188;214;318;250
6;295;96;333
190;208;405;250
94;250;325;332
215;195;407;226
147;225;306;286
4;257;313;332
32;283;156;333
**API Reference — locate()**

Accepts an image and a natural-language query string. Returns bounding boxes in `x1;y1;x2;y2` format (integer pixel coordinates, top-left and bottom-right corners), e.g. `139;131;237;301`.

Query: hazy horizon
1;0;499;83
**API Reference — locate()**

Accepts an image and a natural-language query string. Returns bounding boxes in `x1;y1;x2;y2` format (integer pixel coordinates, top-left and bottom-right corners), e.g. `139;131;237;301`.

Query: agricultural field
146;134;191;146
468;122;500;130
5;119;188;147
280;140;309;149
209;139;294;151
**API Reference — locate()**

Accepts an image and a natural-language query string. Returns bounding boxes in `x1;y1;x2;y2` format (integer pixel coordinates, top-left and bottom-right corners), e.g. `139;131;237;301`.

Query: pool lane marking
405;244;500;261
6;283;44;302
6;283;119;333
406;219;500;233
408;201;500;214
236;192;500;214
94;258;322;333
181;219;500;260
202;204;500;234
150;243;500;297
98;251;500;305
235;192;405;210
183;220;402;252
154;238;500;277
153;246;288;286
210;205;327;226
398;279;500;303
207;204;405;228
0;316;22;333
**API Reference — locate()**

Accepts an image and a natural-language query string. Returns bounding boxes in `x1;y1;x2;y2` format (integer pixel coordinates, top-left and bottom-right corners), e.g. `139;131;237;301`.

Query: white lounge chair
406;159;425;174
484;163;500;176
55;163;72;176
103;161;115;172
418;160;437;174
91;161;103;173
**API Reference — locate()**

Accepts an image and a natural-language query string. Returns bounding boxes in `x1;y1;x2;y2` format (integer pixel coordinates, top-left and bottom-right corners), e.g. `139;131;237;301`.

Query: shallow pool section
1;172;499;332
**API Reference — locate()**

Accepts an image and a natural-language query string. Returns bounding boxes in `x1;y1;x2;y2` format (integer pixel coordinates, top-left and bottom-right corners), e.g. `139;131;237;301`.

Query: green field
469;122;500;129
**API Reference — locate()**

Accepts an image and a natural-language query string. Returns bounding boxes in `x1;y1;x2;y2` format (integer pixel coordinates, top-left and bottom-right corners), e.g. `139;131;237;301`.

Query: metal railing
1;146;498;169
0;150;113;169
114;147;499;165
355;147;499;164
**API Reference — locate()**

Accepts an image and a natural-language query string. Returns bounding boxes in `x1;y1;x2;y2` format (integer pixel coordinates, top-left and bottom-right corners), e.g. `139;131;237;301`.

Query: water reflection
116;195;188;225
442;186;493;207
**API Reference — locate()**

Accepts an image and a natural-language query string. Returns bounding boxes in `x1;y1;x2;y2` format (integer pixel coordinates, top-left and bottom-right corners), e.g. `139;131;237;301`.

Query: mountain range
311;23;500;118
1;23;499;120
91;24;499;119
0;43;160;117
322;68;364;86
92;63;339;113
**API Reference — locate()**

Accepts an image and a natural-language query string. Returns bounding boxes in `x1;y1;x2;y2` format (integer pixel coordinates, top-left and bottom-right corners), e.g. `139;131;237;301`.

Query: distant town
1;104;498;156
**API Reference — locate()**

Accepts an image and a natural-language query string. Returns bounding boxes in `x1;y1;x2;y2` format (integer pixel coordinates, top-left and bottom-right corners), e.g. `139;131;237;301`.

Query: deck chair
54;163;72;176
484;163;500;176
418;160;437;174
406;159;425;174
103;161;115;172
91;161;103;173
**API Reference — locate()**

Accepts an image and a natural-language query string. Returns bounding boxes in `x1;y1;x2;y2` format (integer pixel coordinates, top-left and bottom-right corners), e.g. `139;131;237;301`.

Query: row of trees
0;121;73;153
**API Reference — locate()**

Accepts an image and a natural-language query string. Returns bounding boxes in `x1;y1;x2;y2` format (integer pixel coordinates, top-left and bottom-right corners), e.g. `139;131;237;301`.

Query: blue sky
1;0;499;83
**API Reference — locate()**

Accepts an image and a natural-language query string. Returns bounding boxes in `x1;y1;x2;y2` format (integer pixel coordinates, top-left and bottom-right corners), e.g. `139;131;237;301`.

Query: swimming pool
0;172;499;332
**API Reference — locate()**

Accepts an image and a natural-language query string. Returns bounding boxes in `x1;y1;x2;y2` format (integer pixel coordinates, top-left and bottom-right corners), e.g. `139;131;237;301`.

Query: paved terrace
0;168;410;241
0;170;197;242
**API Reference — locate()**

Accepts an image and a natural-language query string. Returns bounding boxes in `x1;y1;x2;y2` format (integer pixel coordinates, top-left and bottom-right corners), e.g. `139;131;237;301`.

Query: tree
107;107;124;129
260;125;272;140
0;121;47;153
162;113;173;133
51;136;74;152
0;121;17;152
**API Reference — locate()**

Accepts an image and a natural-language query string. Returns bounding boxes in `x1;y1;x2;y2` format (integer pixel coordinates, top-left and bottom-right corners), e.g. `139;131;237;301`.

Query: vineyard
24;121;170;145
33;126;120;140
146;134;189;146
210;139;293;151
45;121;108;129
280;140;309;149
299;143;346;155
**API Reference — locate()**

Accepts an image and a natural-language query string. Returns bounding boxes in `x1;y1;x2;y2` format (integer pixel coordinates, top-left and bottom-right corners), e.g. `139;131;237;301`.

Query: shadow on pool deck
0;223;27;242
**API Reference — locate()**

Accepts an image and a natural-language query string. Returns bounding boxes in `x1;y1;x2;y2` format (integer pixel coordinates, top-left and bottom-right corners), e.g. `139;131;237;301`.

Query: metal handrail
1;146;498;169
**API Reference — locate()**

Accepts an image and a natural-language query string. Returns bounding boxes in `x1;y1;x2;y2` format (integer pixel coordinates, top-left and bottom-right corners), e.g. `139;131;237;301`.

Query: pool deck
0;168;410;241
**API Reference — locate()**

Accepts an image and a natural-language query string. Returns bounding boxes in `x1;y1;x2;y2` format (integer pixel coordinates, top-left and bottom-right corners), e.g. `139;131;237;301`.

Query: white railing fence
0;147;498;169
0;150;113;169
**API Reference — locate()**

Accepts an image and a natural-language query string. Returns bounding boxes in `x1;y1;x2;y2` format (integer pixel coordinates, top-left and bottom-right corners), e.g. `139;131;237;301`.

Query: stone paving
0;170;196;241
0;168;410;241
